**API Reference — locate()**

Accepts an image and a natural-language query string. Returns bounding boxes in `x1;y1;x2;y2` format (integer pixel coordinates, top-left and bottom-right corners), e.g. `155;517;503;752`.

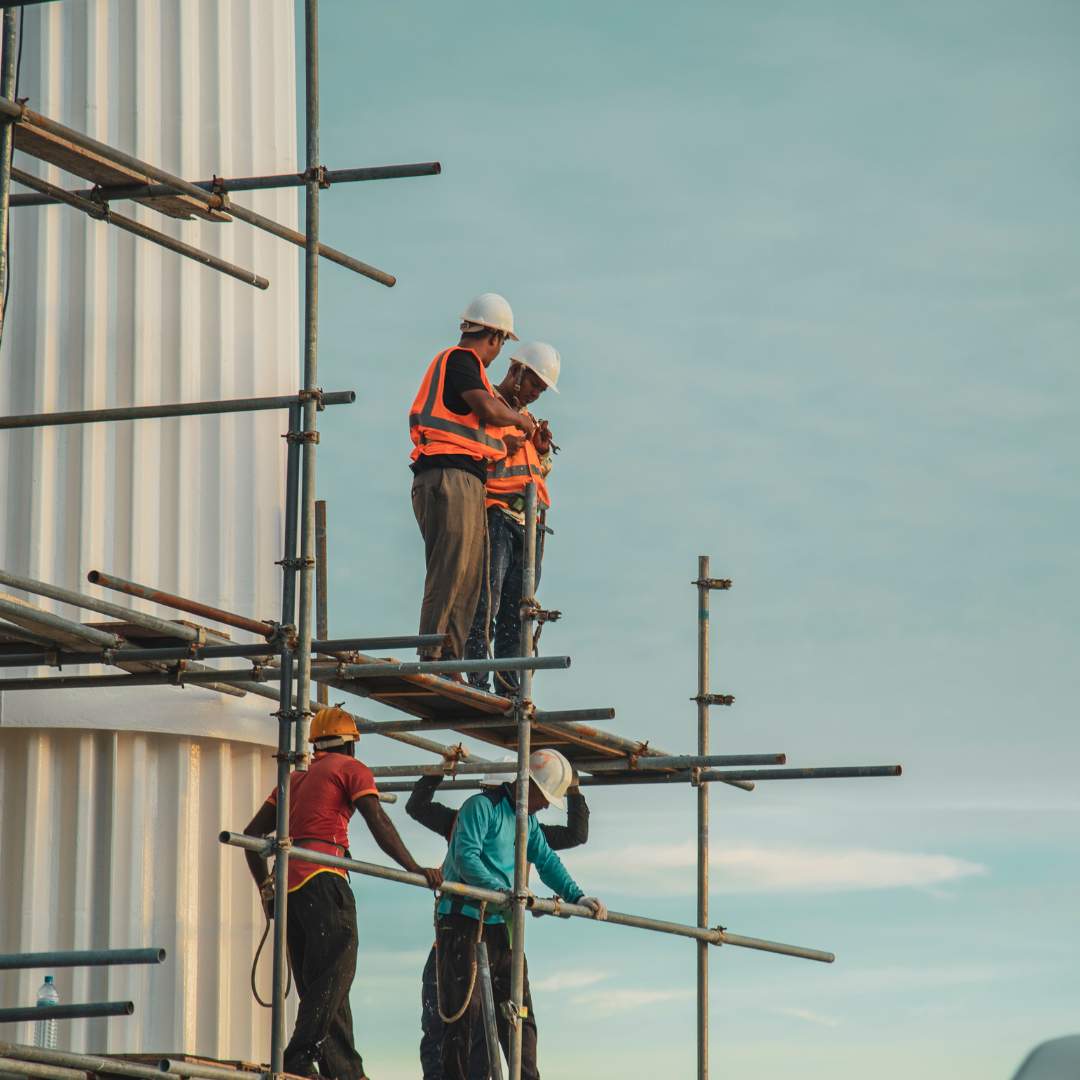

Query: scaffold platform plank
318;652;637;764
13;120;229;222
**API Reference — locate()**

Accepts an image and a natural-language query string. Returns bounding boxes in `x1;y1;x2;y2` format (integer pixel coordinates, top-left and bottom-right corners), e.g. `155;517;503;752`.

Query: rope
434;899;488;1024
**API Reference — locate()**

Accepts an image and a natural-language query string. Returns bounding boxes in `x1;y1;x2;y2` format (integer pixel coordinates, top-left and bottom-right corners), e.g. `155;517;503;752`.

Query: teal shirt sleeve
527;816;584;902
447;794;506;893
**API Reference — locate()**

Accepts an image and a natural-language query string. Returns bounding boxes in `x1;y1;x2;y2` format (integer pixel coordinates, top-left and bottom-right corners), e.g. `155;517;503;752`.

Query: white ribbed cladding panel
0;0;301;1058
0;728;277;1056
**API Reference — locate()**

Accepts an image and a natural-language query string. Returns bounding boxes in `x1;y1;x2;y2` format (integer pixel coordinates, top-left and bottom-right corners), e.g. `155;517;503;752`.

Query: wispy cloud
568;843;987;895
568;988;694;1017
532;970;609;993
773;1007;841;1028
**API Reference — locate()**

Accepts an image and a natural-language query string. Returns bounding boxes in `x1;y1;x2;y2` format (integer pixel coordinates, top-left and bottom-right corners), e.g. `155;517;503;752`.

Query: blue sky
293;2;1080;1076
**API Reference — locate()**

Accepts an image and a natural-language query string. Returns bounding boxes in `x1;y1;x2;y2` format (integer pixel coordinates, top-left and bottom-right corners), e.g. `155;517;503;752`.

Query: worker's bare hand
259;880;275;920
533;420;553;455
579;896;608;921
421;867;444;890
503;433;526;455
516;411;537;438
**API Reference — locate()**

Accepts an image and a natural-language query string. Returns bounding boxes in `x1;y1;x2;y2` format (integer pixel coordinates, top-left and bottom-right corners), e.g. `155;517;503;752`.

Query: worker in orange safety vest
408;294;537;669
464;341;560;696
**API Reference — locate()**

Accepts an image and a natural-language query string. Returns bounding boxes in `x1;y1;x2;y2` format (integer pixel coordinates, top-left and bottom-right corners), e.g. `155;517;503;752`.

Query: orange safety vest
409;348;506;463
485;414;551;510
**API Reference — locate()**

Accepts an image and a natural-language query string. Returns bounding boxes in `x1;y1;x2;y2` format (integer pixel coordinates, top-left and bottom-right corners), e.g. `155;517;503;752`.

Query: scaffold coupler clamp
299;386;327;411
208;174;229;213
168;660;188;686
693;692;735;706
693;576;733;590
306;164;331;190
690;767;703;788
500;998;528;1027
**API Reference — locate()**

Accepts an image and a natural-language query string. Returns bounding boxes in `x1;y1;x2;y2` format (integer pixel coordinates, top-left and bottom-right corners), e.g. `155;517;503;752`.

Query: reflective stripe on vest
485;421;550;508
408;348;506;462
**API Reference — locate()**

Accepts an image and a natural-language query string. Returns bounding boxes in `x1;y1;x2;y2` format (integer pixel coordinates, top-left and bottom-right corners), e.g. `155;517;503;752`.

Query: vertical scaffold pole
508;482;538;1080
293;0;320;768
270;403;303;1073
0;8;19;351
315;499;328;706
696;554;710;1079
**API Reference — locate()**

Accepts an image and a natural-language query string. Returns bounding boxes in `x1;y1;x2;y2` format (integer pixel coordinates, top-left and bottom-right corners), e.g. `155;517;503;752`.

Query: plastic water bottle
34;975;59;1049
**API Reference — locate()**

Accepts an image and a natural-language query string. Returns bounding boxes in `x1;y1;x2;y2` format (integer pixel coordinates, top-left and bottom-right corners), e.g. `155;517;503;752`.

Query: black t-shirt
411;349;491;482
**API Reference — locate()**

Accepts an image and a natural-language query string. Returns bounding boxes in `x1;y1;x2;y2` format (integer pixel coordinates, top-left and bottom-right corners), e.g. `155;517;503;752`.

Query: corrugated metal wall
0;728;277;1055
0;0;300;1057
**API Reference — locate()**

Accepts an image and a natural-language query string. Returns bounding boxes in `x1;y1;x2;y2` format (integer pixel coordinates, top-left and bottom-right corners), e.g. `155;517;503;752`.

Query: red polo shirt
266;751;378;892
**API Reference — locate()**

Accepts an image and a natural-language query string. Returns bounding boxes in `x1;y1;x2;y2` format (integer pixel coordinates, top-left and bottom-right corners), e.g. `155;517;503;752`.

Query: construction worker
464;342;560;697
242;705;443;1080
409;294;538;668
435;748;607;1080
407;762;590;1079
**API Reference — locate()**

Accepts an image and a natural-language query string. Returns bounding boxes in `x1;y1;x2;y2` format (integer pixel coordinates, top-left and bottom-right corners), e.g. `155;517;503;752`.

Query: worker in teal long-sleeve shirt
435;748;607;1080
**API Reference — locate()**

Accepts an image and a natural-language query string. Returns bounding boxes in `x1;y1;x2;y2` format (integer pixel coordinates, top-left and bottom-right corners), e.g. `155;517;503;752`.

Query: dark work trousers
464;508;544;695
437;914;538;1080
283;873;366;1080
412;467;488;660
420;944;488;1080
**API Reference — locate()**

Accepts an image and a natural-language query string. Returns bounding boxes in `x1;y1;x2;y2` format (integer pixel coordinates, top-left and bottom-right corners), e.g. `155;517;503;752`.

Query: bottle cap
44;975;54;984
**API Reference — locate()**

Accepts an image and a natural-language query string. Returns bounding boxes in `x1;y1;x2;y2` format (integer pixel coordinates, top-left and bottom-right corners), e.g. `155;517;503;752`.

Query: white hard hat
511;341;561;394
461;293;518;341
528;748;573;811
480;755;515;788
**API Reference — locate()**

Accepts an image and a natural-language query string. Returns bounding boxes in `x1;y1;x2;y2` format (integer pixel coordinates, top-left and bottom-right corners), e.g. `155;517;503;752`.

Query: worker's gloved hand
259;879;275;921
579;896;608;921
421;867;444;890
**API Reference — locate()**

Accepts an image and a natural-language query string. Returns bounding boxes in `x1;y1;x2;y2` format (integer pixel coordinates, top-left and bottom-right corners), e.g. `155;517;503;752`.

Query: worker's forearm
371;818;422;874
476;396;529;430
245;850;270;887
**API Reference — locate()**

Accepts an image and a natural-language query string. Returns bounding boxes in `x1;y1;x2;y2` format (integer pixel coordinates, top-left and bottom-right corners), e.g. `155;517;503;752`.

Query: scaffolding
0;2;903;1078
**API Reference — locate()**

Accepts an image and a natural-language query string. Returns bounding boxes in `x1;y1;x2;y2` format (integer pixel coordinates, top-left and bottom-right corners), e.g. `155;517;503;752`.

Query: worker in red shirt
244;705;443;1080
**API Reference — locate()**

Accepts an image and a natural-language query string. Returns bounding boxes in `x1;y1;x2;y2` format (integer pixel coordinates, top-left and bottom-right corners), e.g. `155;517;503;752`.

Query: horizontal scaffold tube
0;1056;87;1080
219;833;835;964
578;753;786;773
0;1002;133;1023
0;635;447;670
351;708;615;736
366;752;786;778
374;764;901;792
325;656;570;678
10;167;269;289
0;1044;167;1080
8;162;442;207
157;1061;264;1080
0;947;164;971
1;390;355;432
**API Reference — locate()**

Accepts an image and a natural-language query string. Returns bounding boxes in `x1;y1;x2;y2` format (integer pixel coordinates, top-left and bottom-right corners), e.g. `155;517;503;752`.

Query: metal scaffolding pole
0;1002;132;1023
293;0;320;770
7;161;441;208
316;499;329;706
0;389;355;431
0;12;18;351
508;482;538;1080
9;167;269;288
221;833;836;963
696;556;714;1078
0;947;165;971
268;401;302;1074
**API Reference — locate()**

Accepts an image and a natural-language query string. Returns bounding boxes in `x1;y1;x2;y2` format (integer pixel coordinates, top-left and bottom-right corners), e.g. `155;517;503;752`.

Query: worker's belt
292;837;351;860
489;492;527;513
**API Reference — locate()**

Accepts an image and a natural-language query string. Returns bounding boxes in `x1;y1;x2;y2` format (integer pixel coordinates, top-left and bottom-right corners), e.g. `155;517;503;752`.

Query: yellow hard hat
309;703;360;746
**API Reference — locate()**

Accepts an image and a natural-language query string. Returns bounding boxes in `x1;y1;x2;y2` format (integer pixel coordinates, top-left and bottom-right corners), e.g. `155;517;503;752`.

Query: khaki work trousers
411;466;487;660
